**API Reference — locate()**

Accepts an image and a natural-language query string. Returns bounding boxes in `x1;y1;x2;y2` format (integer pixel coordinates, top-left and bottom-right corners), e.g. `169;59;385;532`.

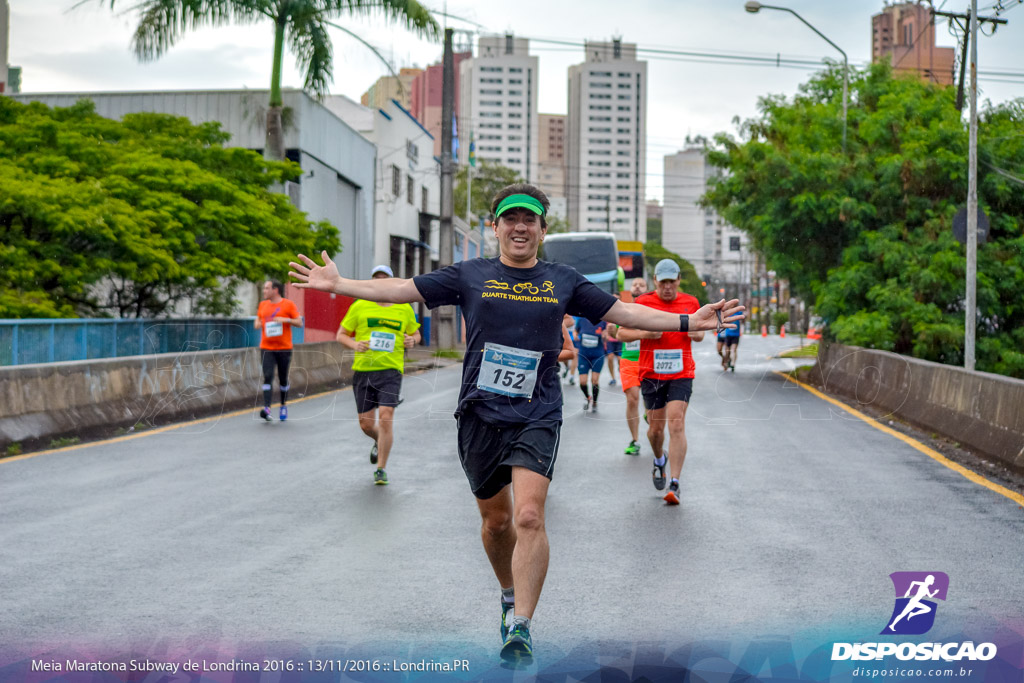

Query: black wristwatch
678;314;689;332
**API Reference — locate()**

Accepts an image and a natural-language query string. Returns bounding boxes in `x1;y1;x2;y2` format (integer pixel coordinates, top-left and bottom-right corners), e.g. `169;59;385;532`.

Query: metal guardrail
0;318;305;367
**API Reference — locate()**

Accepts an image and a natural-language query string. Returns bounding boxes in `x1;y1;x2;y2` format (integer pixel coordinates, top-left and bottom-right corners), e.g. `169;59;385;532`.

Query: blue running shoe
500;601;515;641
279;405;288;421
500;623;533;664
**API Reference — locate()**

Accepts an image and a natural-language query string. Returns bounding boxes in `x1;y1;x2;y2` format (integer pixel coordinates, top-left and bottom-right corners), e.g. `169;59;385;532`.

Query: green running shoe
373;468;388;485
500;623;533;664
500;601;515;640
624;440;640;456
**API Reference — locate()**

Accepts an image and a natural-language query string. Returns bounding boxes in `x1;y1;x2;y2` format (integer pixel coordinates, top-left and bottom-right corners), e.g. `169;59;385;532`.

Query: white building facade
458;34;539;183
567;39;647;241
663;145;749;291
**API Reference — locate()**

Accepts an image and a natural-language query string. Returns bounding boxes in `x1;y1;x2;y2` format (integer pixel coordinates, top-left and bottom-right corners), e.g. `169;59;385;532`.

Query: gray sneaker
370;442;378;465
652;452;667;491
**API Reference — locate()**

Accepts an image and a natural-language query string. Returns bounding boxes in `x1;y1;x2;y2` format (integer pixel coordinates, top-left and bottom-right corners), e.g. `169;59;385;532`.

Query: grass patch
49;436;81;449
433;349;464;360
779;343;818;358
6;442;22;457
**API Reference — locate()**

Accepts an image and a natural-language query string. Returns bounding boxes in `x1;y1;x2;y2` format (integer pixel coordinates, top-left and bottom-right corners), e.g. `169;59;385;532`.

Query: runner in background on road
289;184;743;665
575;316;607;412
616;260;704;506
563;314;579;385
603;326;621;387
255;280;303;422
336;264;421;486
608;276;649;455
722;315;741;372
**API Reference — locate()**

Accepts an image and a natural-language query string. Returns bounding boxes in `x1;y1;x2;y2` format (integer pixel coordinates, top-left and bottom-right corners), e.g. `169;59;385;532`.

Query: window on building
509;112;522;118
422;187;429;213
507;158;521;164
591;82;612;88
480;89;502;95
508;123;522;129
509;89;522;95
509;78;522;84
617;117;630;122
480;100;502;106
617;72;631;77
407;174;415;205
618;82;632;88
509;101;522;107
730;236;741;252
508;147;522;152
593;70;611;77
617;105;631;111
590;105;611;111
480;66;503;72
617;128;630;134
481;112;502;118
391;164;401;197
509;67;523;73
588;116;611;121
590;93;612;99
589;127;612;133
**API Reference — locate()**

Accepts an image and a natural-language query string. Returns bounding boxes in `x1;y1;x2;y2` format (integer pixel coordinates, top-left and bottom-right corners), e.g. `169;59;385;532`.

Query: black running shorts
640;377;693;411
724;336;739;347
353;369;403;413
456;408;561;500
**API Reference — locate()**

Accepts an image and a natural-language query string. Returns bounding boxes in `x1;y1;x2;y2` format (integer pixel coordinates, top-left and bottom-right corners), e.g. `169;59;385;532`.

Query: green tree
95;0;440;161
0;97;340;318
643;242;707;306
646;216;662;245
455;161;524;221
703;61;1024;377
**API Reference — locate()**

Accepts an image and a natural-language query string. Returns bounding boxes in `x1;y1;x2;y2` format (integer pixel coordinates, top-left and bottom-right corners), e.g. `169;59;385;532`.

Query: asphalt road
2;336;1021;676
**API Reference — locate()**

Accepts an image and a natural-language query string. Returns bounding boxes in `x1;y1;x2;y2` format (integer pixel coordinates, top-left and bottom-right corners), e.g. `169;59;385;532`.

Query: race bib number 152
477;343;542;398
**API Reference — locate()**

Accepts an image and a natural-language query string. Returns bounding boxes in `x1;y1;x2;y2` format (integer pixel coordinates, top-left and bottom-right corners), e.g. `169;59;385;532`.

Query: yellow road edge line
1;384;354;464
774;370;1024;507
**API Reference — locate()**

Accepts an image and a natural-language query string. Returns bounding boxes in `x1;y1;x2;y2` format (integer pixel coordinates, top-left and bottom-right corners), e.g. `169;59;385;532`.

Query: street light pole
745;1;848;153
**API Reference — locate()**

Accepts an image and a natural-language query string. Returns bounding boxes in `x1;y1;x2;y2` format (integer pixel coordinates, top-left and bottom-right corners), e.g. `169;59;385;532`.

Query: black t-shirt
414;257;617;425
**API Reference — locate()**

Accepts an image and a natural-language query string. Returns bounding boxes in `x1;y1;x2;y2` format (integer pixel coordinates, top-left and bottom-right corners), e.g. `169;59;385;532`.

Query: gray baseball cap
371;264;394;277
653;259;681;281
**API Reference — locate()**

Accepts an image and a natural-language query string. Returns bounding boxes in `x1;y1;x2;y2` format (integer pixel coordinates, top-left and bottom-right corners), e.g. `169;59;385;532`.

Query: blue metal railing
0;318;305;367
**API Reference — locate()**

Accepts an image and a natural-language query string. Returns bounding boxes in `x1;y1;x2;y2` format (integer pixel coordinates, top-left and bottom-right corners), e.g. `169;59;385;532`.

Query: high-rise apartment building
663;145;748;288
566;39;646;241
458;34;539;183
1;0;10;94
872;1;955;85
537;113;566;213
361;68;422;111
409;52;471;157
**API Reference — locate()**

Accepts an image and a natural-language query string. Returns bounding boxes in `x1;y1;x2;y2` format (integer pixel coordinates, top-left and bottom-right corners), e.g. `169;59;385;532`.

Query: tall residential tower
566;39;647;240
458;34;539;183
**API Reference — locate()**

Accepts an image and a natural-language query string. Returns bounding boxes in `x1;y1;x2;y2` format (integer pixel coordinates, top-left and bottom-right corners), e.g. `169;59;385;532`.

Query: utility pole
966;0;979;371
436;27;457;349
606;195;611;233
933;6;1007;370
933;8;1006;111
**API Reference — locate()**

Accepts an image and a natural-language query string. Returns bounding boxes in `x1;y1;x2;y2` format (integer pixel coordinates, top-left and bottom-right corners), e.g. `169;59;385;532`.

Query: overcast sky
9;0;1024;201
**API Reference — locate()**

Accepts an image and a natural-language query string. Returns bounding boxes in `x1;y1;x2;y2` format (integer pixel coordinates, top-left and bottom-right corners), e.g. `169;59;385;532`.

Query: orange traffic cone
780;325;786;338
761;325;768;337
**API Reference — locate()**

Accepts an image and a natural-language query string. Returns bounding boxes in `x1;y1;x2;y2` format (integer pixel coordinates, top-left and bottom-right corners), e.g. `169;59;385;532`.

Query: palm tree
92;1;440;161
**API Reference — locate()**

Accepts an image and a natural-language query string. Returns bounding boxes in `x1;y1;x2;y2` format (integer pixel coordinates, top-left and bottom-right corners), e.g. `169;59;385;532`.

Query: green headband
495;194;546;218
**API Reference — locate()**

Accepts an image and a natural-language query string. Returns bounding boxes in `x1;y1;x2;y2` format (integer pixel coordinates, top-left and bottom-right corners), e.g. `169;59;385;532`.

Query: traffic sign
953;205;990;246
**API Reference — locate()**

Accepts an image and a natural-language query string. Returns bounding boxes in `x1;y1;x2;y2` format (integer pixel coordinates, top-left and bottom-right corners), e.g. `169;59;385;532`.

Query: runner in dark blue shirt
289;183;744;666
573;316;607;412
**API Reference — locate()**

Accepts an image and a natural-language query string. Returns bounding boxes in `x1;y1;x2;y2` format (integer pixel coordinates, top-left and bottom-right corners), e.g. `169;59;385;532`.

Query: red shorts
620;358;641;391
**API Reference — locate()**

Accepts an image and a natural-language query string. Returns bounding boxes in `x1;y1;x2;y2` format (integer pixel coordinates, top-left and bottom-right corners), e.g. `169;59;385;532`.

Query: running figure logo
881;572;949;635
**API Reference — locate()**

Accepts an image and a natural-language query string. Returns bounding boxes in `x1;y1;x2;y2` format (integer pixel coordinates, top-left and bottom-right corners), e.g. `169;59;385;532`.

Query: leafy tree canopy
454;160;524;221
0;97;340;318
702;62;1024;377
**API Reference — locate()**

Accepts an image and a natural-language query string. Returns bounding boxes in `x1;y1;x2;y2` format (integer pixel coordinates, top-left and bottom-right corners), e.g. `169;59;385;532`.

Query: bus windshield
542;233;619;293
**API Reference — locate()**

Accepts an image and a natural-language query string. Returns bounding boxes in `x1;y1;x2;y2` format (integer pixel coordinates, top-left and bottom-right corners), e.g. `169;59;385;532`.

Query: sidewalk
404;342;465;374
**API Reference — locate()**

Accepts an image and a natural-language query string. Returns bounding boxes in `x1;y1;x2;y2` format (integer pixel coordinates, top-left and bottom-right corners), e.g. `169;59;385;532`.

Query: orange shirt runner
257;298;301;350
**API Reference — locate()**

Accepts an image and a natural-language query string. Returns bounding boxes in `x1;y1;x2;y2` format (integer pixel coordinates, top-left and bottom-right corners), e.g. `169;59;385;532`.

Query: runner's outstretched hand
691;299;745;332
290;250;340;292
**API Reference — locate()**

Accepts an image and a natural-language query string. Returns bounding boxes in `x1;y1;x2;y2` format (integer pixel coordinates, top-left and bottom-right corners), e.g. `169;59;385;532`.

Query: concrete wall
0;343;355;451
816;342;1024;472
